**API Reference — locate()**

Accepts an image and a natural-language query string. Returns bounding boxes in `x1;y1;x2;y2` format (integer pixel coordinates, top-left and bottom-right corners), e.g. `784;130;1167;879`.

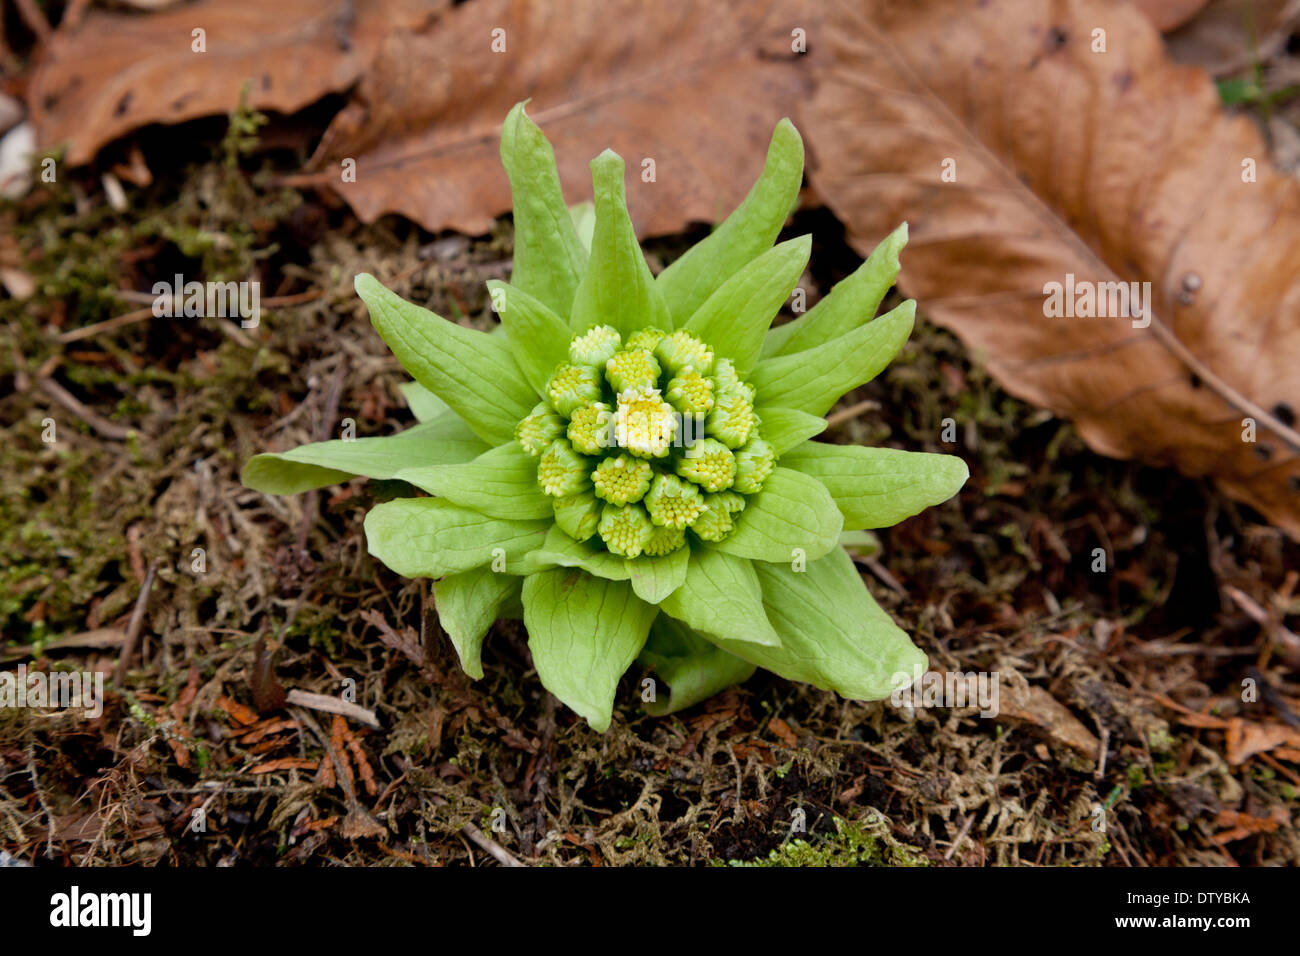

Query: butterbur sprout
241;101;969;731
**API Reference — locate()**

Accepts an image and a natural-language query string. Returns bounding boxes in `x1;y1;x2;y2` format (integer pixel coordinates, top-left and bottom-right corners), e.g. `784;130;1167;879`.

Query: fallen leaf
997;680;1101;757
806;0;1300;537
1133;0;1211;32
28;0;446;165
248;756;319;773
1225;716;1300;764
768;716;799;748
306;0;813;236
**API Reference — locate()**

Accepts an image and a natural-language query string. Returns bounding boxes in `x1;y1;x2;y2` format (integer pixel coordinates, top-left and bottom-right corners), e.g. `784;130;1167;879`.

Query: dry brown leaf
997;680;1101;756
306;0;814;236
28;0;445;165
1133;0;1212;32
1224;715;1300;763
806;0;1300;537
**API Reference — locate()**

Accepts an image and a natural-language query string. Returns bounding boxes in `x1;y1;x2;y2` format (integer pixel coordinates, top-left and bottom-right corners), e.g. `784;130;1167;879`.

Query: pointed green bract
241;432;488;496
518;525;632;581
658;546;780;647
500;102;587;316
524;569;658;732
434;567;521;680
708;548;926;701
783;443;968;530
569;150;671;336
355;273;536;445
712;466;842;564
763;223;907;357
683;235;810;377
656;119;804;326
625;544;690;604
486;280;573;395
751;299;915;417
759;407;828;455
364;498;547;579
395;442;553;521
638;616;756;716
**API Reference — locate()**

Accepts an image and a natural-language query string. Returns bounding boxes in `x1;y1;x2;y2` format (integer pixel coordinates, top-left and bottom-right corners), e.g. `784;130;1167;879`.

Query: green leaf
683;236;810;377
763;223;907;357
355;273;536;445
241;432;488;495
712;466;843;564
395;442;551;521
638;616;755;716
500;101;587;317
625;545;690;604
709;548;927;701
569;150;671;336
782;443;968;530
483;280;572;396
523;569;657;732
658;547;780;647
434;567;521;680
759;406;828;456
569;200;596;252
364;498;547;579
517;525;631;581
656;118;804;326
751;299;914;417
838;529;881;556
398;381;448;423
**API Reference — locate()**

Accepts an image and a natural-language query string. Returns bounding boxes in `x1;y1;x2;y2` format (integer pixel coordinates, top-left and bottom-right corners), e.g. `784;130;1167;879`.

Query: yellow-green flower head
598;502;655;557
569;325;622;366
664;367;715;416
654;329;714;377
643;473;708;529
516;402;565;456
591;453;653;505
552;489;602;541
676;437;736;492
538;438;592;497
605;347;661;395
568;402;613;455
547;363;603;417
691;491;745;542
643;524;687;557
615;384;677;458
707;385;756;449
733;437;775;494
625;328;666;352
712;357;741;392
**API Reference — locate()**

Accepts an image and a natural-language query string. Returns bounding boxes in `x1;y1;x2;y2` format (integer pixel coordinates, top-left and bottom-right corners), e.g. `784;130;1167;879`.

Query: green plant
241;102;968;731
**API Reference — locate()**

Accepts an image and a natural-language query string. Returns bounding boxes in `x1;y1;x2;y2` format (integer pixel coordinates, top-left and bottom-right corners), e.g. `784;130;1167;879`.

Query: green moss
721;816;927;868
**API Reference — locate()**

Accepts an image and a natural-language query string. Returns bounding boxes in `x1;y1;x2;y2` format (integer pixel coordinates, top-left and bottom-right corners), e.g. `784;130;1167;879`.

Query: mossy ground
1;114;1297;866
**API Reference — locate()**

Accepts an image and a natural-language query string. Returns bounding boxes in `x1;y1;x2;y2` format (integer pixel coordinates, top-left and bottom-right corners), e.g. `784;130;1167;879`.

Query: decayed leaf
1132;0;1211;32
806;0;1300;537
28;0;445;165
307;0;813;236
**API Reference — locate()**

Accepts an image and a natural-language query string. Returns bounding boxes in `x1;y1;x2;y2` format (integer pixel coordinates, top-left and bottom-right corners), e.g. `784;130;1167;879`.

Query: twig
284;689;380;730
427;794;524;868
57;307;155;344
26;746;55;860
825;398;881;429
943;812;975;861
38;378;131;440
114;562;158;685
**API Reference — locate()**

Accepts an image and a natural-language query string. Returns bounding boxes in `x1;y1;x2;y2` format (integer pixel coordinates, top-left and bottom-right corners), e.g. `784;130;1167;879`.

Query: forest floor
1;112;1298;867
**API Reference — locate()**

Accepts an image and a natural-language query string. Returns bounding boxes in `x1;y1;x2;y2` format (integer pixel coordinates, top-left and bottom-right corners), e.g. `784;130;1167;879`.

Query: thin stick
825;398;881;429
38;378;131;440
114;562;158;685
284;689;380;730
